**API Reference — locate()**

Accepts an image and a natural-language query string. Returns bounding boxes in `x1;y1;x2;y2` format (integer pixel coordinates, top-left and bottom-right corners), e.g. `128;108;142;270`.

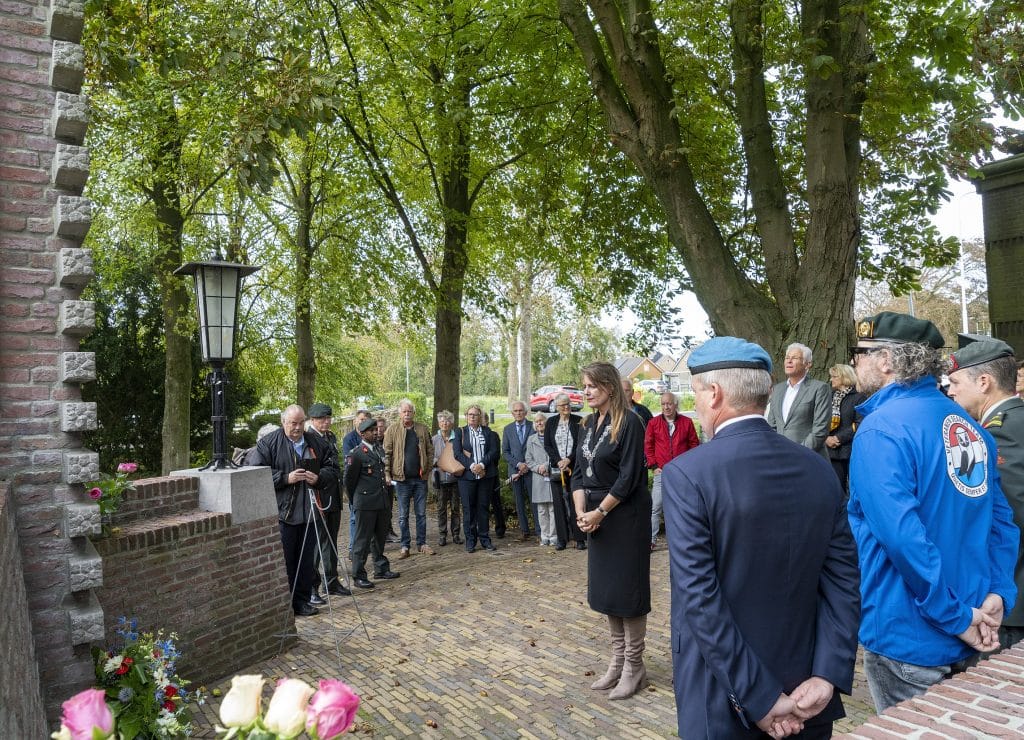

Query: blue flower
118;687;134;703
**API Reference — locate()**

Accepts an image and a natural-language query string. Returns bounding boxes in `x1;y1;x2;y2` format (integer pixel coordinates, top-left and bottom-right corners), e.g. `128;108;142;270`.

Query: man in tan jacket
383;399;435;558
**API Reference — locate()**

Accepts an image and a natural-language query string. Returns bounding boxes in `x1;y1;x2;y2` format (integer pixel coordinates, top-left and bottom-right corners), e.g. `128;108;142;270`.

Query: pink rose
60;688;114;740
117;462;138;473
306;679;360;739
88;488;102;500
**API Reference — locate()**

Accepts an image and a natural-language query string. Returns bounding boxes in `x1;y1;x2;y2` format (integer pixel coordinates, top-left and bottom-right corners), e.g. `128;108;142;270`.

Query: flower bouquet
87;461;138;520
217;675;359;739
54;616;201;739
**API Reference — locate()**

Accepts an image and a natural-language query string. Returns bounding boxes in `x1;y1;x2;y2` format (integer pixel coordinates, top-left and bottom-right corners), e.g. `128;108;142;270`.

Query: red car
529;385;584;413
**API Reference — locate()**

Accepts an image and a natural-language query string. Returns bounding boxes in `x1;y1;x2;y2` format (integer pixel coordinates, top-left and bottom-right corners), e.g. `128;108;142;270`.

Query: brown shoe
398;547;410;559
418;544;435;555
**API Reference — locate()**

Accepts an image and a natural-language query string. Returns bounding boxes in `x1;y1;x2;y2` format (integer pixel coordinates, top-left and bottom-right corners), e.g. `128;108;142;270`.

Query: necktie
518;424;525;444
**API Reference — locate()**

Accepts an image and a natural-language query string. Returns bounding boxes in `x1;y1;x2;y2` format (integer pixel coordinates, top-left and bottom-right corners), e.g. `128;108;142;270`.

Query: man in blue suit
662;337;860;738
501;400;537;540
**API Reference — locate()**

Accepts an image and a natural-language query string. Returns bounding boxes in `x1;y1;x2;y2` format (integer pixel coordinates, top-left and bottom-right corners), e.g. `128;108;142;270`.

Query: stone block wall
0;482;46;738
1;0;103;725
976;153;1024;355
92;477;296;686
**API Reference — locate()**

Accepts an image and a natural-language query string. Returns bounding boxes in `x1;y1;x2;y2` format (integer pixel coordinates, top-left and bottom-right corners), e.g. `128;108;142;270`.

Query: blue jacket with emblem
849;376;1019;666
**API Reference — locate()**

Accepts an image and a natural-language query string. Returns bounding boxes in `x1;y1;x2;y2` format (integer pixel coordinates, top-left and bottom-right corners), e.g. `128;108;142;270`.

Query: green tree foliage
558;0;1023;373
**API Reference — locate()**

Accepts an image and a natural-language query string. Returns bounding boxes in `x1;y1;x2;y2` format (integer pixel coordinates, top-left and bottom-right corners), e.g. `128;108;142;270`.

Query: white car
636;379;668;394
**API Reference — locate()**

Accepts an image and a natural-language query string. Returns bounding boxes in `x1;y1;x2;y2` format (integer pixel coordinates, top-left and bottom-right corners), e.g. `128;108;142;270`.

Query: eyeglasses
555;403;569;409
849;346;884;364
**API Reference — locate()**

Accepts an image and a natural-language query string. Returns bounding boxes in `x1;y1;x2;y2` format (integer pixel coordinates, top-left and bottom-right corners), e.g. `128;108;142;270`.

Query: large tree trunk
559;0;869;376
505;325;519;408
518;281;532;401
151;126;190;475
294;146;316;409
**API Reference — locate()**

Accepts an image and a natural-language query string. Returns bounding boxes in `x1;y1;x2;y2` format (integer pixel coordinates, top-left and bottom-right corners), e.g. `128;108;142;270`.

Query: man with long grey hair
849;312;1018;712
663;337;860;738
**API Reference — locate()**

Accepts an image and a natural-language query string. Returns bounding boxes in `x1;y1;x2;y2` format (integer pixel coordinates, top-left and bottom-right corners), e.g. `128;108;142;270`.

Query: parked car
529;385;584;412
636;379;668;394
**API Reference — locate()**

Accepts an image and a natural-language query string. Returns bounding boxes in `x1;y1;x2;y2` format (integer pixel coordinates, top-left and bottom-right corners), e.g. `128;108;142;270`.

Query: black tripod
276;483;370;656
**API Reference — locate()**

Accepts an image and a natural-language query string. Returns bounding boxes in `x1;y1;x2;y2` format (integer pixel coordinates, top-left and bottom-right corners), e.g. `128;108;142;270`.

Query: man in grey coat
766;342;831;455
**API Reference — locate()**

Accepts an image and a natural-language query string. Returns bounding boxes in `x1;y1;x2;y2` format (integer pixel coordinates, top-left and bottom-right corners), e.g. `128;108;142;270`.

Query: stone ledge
53;92;89;143
61;352;96;383
60;300;94;336
65;502;100;539
55;196;91;240
67;593;104;646
68;538;102;591
52;144;89;192
59;248;94;287
50;40;84;93
49;0;85;43
60;402;96;433
62;449;99;484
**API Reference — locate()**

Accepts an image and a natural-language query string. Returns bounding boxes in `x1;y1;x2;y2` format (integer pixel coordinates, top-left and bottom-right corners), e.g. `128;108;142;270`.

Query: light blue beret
688;337;773;375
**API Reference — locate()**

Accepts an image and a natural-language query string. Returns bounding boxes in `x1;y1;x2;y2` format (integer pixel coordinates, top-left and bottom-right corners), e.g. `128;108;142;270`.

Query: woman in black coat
825;363;865;498
543;392;584;550
571;362;650;701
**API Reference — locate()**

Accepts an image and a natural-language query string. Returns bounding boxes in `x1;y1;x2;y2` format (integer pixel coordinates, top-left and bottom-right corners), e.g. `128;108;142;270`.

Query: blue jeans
395;478;427;549
863;649;976;712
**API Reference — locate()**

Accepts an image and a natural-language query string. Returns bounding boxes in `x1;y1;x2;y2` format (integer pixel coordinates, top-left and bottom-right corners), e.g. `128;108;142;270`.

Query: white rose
263;679;315;738
218;674;264;728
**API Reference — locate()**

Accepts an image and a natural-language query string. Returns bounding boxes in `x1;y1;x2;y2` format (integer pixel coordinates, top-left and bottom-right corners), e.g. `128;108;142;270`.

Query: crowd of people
247;309;1024;737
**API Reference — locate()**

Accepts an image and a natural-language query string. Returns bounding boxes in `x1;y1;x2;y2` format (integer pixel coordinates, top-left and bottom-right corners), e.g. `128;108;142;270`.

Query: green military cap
854;311;944;349
949;338;1015;374
358;417;377;433
308;402;333;418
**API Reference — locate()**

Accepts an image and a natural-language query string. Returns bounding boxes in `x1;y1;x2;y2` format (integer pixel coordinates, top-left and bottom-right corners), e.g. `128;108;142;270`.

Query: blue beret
688;337;772;375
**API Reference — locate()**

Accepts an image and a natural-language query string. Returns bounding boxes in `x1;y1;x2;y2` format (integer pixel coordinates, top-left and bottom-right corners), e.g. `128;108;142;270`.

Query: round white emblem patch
942;414;988;497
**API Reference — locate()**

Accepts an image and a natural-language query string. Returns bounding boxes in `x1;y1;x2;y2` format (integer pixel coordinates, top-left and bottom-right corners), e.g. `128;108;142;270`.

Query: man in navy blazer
501;400;537;540
452;404;500;552
662;337;860;739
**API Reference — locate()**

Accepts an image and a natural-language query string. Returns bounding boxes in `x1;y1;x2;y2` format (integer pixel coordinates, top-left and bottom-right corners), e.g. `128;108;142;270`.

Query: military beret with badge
949;337;1015;375
853;311;944;349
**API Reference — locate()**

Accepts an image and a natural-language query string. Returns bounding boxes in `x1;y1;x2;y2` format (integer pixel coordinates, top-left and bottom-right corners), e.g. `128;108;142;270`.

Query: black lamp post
174;258;260;470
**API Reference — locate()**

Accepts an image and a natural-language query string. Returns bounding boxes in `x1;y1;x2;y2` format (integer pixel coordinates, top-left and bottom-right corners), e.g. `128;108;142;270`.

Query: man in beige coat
383;399;435;558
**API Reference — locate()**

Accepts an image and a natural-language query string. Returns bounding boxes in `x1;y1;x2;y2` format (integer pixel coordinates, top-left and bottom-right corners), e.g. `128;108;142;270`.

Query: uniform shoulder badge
942;414;988;497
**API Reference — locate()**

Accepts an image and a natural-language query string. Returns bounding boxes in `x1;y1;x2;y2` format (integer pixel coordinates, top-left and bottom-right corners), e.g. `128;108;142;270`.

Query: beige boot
590;616;625;690
609;615;648;700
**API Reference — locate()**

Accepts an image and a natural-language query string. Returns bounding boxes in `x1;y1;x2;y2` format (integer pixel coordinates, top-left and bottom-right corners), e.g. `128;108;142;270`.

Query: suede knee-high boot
609;615;647;700
590;615;625;690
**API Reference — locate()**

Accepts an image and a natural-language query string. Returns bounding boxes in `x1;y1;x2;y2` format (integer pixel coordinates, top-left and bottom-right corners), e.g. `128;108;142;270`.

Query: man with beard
848;312;1018;711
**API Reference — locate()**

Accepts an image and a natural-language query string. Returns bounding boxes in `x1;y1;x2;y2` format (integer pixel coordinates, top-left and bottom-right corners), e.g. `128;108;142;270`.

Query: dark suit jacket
766;376;832;454
661;417;860;738
985;396;1024;625
452;425;500;479
827;389;865;462
251;429;340;524
543;413;581;481
501;421;534;472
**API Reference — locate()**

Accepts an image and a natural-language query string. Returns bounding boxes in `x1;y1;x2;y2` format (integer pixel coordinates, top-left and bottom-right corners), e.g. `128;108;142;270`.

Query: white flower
218;674;264;728
263;679;315;738
103;655;124;674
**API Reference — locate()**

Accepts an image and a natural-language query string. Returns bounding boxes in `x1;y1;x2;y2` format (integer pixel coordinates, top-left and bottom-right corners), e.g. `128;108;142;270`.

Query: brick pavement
190;508;875;738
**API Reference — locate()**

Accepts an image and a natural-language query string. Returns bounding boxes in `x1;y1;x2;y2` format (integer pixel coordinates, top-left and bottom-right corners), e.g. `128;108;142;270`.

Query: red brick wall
92;477;296;685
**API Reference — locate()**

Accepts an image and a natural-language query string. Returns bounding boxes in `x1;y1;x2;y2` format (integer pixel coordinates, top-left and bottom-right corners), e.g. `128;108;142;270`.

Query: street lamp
174;257;260;470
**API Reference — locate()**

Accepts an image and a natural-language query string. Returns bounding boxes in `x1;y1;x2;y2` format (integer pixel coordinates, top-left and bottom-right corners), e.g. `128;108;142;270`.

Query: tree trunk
518;280;532;401
294;148;316;409
506;326;519;408
151;126;190;475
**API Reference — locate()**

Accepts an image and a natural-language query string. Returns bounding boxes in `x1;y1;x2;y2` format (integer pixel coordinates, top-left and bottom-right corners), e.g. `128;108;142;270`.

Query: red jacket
644;413;699;469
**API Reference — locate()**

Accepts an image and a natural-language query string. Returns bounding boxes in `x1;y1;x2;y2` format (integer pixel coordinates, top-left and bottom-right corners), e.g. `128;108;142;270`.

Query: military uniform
984;396;1024;643
345;437;392;582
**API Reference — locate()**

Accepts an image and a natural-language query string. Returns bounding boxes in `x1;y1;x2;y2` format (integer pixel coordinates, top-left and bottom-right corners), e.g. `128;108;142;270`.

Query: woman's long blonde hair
581;362;630;442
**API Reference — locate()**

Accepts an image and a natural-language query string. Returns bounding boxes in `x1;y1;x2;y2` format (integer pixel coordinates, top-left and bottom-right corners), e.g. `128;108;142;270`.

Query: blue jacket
849;377;1019;666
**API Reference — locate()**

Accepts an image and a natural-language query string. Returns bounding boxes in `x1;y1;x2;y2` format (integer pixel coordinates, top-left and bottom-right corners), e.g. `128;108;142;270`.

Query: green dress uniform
983;396;1024;639
345;439;392;581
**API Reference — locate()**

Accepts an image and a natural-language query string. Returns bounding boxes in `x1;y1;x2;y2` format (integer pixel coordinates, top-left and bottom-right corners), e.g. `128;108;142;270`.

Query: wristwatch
597;505;609;517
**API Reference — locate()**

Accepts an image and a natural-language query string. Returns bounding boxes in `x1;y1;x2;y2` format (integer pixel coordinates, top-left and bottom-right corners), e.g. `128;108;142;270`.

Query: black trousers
351;508;391;580
551;478;584;546
459;477;493;548
313;507;342;589
435;481;461;537
279;520;316;610
489;476;505;536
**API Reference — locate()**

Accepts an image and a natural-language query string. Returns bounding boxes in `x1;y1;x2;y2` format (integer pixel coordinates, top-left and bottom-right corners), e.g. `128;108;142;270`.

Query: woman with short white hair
525;412;556;545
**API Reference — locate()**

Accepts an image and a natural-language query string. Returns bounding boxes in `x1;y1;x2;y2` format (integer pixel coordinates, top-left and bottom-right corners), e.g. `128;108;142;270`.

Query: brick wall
0;481;46;737
92;477;296;685
1;0;103;727
839;644;1024;738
